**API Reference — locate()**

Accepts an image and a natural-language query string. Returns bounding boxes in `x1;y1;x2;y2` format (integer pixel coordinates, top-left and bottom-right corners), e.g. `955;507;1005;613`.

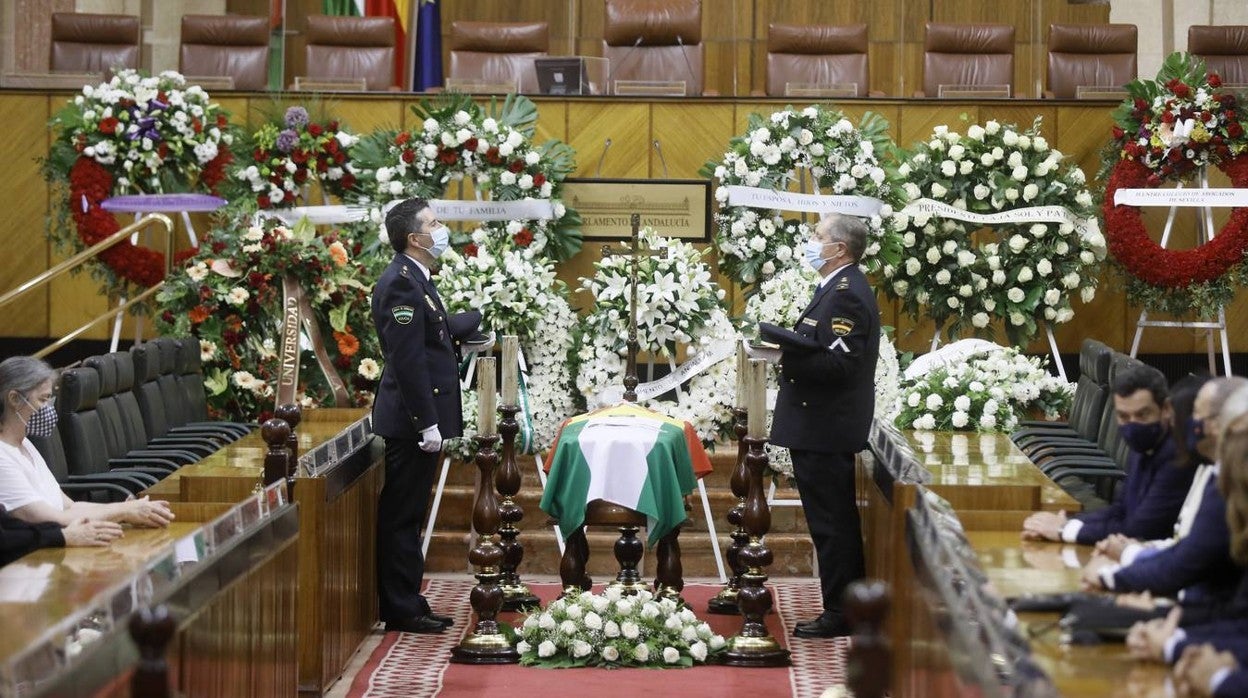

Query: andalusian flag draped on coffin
541;404;713;545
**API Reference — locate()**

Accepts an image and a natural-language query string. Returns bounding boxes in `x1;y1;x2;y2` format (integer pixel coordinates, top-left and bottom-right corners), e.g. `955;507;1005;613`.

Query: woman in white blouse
0;356;173;533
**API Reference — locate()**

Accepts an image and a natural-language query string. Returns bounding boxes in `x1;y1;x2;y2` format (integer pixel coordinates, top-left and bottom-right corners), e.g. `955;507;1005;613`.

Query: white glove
742;337;783;364
419;425;443;453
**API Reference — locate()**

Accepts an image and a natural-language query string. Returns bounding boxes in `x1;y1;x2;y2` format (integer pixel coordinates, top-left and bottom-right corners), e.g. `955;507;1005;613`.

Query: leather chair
56;368;168;489
920;23;1015;98
1012;338;1113;448
152;337;244;441
131;343;230;450
1046;23;1137;99
112;351;218;458
449;20;549;94
304;15;396;91
50;12;140;73
766;23;871;97
602;0;704;96
31;426;139;503
179;14;270;91
173;337;253;435
1188;25;1248;85
84;353;201;466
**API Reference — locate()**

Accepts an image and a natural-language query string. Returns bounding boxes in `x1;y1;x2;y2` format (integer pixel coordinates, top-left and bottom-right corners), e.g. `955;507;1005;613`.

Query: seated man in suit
1175;644;1247;698
1082;378;1248;602
1023;364;1191;546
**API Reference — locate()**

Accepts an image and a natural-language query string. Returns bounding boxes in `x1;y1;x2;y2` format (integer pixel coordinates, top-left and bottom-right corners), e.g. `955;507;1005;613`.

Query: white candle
502;335;519;406
735;343;747;409
747;359;766;439
477;357;497;435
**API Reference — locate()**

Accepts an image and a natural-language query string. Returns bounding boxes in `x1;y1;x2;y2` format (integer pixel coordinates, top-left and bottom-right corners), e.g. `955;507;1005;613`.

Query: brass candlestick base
452;435;519;665
708;407;749;615
721;437;791;668
496;405;538;611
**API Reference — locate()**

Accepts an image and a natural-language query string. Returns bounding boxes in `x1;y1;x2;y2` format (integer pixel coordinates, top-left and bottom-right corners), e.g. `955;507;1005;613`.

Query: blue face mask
1186;416;1206;454
803;239;827;271
1119;420;1166;454
419;224;451;258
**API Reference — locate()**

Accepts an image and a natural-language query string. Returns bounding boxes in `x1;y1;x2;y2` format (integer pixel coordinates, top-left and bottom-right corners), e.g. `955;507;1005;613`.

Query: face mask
418;224;451;259
1186;416;1205;454
1119;421;1165;453
803;240;827;271
19;395;57;439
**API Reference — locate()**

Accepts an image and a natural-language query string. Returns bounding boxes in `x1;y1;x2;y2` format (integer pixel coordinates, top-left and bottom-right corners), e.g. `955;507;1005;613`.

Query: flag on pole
321;0;364;16
366;0;412;90
411;0;442;91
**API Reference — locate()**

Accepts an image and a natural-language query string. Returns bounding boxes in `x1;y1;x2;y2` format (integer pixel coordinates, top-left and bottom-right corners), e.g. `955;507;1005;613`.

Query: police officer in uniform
769;213;880;638
371;198;463;634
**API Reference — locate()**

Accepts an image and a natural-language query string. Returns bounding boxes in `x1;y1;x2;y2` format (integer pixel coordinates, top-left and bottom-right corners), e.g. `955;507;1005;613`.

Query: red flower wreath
1102;155;1248;289
68;150;232;287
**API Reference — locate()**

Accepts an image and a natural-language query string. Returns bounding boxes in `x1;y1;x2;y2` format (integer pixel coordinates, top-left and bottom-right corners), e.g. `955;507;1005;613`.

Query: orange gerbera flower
334;330;360;357
188;305;211;324
328;240;349;267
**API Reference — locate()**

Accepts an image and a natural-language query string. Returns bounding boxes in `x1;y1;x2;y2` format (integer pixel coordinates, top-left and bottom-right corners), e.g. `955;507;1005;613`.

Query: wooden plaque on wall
564;178;711;241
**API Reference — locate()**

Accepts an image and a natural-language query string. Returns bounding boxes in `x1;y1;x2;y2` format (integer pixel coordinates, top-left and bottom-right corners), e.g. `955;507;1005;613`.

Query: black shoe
385;615;446;634
427;611;454;627
792;615;851;639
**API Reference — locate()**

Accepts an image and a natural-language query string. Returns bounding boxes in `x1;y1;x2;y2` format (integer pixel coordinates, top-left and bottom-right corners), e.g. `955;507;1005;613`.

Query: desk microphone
675;34;698;96
606;36;643;95
652;139;669;178
597;138;613;177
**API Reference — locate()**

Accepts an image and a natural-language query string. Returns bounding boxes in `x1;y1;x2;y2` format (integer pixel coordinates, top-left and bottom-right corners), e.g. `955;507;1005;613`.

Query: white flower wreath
881;118;1107;346
573;229;737;444
704;105;903;286
744;266;902;477
351;94;581;261
435;247;579;458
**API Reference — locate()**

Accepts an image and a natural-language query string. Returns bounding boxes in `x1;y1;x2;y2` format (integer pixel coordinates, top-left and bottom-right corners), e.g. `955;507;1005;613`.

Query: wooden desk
0;498;299;697
144;407;383;696
968;531;1169;697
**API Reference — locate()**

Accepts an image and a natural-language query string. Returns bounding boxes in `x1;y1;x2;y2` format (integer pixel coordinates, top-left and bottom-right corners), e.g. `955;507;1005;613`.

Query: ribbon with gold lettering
276;274;350;410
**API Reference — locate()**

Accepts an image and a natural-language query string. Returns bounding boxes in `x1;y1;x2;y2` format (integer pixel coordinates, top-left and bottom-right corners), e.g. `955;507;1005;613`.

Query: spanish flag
321;0;415;89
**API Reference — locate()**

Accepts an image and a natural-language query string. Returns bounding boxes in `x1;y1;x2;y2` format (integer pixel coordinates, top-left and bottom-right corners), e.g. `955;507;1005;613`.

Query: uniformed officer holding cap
765;213;880;639
371;197;463;634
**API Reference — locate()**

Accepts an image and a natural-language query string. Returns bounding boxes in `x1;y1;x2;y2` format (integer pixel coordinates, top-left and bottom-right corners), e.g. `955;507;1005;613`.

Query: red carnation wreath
67;152;231;288
1100;52;1248;317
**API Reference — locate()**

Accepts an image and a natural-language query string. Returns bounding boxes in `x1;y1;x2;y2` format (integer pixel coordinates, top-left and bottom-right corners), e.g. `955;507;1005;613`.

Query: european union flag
412;1;442;91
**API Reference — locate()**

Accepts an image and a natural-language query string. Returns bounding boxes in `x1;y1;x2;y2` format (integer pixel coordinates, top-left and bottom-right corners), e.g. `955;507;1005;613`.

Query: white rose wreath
744;266;902;477
703;105;903;286
573;228;737;444
882;118;1106;346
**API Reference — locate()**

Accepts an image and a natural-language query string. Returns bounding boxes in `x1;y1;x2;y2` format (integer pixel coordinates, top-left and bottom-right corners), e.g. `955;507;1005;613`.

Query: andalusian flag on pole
322;0;415;89
541;404;713;545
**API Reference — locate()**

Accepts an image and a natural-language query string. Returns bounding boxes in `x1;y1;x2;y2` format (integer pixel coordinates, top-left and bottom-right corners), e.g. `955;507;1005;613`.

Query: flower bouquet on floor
516;587;726;668
895;346;1073;432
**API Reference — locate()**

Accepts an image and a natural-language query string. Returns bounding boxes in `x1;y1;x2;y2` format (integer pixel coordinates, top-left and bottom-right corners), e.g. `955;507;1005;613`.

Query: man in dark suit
371;198;464;634
767;213;880;639
1022;364;1192;545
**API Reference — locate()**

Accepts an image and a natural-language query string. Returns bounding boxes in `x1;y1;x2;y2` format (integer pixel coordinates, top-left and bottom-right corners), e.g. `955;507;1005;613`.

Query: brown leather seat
1046;23;1137;98
179;15;270;91
51;12;140;73
449;21;548;93
304;15;396;91
1188;25;1248;85
602;0;703;96
921;22;1015;97
766;23;869;97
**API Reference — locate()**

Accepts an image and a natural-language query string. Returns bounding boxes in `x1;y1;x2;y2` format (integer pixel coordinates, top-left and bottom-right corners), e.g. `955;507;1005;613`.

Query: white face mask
803;239;827;271
416;224;451;258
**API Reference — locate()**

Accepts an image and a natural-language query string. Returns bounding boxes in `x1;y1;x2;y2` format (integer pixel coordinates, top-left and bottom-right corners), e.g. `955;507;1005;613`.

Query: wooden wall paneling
283;0;320;89
297;477;327;692
566;101;648;178
533;99;569;145
576;0;606;58
330;98;404;135
0;95;50;338
649;103;734;179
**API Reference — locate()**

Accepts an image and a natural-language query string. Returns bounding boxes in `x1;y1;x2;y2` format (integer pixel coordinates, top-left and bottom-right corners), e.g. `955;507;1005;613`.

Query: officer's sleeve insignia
830;317;854;336
834;277;850;290
391;305;414;325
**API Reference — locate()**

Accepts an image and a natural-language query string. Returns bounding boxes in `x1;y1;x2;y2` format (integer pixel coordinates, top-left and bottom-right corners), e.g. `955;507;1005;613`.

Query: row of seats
49;5;1248;97
1010;339;1136;508
31;338;254;502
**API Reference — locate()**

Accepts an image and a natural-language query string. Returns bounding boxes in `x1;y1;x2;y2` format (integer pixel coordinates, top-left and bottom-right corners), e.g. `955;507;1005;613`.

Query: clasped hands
1021;510;1068;541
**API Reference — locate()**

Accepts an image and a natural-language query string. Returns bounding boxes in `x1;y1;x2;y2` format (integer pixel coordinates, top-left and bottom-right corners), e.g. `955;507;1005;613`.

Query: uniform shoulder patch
834;277;850;290
391;305;414;325
830;317;854;336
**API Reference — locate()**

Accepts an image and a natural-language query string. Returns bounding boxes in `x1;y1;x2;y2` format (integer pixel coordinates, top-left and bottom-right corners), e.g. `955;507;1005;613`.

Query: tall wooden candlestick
501;336;518;406
450;433;518;664
707;405;749;615
722;396;790;666
477;356;497;436
496;403;538;610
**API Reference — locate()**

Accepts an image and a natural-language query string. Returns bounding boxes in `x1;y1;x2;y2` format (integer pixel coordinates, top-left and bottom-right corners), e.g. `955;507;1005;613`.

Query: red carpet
348;578;846;698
